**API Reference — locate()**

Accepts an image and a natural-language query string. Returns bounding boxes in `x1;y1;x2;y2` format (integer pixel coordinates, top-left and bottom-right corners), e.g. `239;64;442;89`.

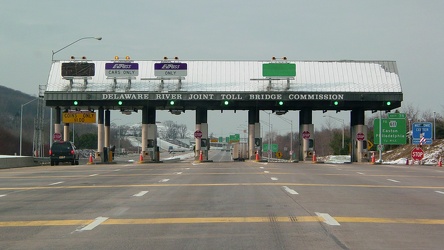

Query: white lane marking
77;217;109;231
282;186;298;195
186;168;190;170
0;194;6;198
49;181;64;186
175;172;183;175
133;191;149;197
264;171;269;173
260;167;264;169
89;174;98;177
159;179;170;183
271;177;278;181
387;179;400;183
114;169;121;171
435;191;444;195
357;172;365;175
315;212;340;226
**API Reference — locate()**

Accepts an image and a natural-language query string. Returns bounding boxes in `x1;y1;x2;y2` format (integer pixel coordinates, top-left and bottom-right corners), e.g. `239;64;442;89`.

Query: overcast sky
1;0;443;137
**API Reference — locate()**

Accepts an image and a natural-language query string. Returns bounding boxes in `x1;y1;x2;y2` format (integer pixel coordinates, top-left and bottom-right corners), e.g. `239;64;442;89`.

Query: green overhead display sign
262;63;296;77
374;116;407;145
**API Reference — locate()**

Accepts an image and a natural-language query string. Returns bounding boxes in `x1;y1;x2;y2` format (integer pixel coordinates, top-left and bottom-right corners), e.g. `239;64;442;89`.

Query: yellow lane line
335;217;444;225
1;183;444;191
103;216;320;225
2;216;444;227
1;172;442;179
0;219;92;227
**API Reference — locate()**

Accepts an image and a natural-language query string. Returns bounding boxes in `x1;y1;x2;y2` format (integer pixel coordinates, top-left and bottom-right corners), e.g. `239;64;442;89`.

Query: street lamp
50;36;103;149
20;98;39;156
111;119;121;155
324;115;345;149
51;36;102;61
262;111;272;160
275;115;293;160
433;111;436;140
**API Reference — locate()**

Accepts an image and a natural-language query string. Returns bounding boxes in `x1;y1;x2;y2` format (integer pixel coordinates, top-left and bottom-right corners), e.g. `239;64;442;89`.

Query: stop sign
194;130;203;138
302;131;310;139
411;147;424;161
53;133;62;141
356;132;365;141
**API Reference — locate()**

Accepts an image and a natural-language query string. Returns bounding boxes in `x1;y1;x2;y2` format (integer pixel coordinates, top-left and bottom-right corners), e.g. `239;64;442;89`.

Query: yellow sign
62;111;96;123
276;151;283;158
367;140;374;150
210;138;219;142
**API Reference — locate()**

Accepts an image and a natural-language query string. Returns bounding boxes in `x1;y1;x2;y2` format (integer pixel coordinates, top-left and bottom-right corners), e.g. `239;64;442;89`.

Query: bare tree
177;124;188;139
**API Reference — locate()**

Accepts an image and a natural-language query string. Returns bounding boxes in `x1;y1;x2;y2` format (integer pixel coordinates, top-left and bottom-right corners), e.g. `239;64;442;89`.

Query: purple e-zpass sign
154;63;187;77
105;62;139;77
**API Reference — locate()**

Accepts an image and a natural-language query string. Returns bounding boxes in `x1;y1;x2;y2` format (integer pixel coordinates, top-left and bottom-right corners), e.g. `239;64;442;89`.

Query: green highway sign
263;144;278;152
374;118;407;145
262;63;296;77
229;134;240;143
387;113;406;119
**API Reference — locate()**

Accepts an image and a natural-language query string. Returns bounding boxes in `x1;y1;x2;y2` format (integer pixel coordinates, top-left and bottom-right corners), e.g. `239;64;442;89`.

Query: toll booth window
61;62;95;77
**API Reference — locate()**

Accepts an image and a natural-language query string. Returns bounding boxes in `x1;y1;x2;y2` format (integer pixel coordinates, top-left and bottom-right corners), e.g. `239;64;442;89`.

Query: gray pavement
0;160;443;249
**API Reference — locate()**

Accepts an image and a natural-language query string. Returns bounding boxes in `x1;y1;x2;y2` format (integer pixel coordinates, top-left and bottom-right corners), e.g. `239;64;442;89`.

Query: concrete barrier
0;156;36;169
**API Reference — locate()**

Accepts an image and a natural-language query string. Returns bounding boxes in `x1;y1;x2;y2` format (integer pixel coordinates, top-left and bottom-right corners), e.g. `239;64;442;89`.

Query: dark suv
49;141;80;166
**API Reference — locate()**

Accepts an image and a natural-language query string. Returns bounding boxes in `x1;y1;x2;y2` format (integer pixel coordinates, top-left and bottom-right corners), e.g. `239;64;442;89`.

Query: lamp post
433;111;436;140
275;115;293;160
111;119;122;155
262;111;272;160
50;36;103;149
20;98;39;156
324;115;345;149
51;36;102;61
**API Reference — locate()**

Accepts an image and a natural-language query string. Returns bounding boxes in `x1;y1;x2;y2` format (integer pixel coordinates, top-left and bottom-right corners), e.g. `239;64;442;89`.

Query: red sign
53;133;62;141
302;131;310;139
411;147;424;161
356;132;365;141
194;130;203;138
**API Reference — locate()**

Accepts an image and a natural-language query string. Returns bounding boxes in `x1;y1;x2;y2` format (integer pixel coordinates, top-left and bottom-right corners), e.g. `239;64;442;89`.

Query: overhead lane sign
154;62;187;77
105;62;139;77
62;111;96;123
262;63;296;77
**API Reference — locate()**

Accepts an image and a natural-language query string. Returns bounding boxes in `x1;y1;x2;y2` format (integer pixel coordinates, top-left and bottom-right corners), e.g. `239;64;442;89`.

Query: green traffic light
118;101;123;106
73;101;78;106
224;100;229;105
386;101;391;106
170;100;175;105
333;101;339;105
278;101;284;106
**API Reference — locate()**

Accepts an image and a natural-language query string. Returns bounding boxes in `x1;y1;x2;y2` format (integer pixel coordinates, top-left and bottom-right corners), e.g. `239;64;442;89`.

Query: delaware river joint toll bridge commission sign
45;59;402;112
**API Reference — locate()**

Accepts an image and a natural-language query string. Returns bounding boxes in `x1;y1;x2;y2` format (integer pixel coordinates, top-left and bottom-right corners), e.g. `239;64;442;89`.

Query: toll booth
146;139;160;162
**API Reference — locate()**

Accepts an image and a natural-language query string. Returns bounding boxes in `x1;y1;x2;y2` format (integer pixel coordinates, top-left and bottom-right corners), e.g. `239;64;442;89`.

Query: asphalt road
1;157;444;249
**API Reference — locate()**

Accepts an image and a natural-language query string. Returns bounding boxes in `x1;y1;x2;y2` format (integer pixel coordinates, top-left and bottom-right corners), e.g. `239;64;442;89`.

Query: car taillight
71;150;75;155
49;150;52;155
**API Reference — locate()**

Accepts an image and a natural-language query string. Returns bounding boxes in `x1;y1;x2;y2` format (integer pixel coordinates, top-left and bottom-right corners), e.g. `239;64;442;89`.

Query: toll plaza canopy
44;60;402;111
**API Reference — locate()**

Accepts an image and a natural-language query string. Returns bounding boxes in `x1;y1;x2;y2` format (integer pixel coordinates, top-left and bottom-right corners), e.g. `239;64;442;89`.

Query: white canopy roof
46;60;401;93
